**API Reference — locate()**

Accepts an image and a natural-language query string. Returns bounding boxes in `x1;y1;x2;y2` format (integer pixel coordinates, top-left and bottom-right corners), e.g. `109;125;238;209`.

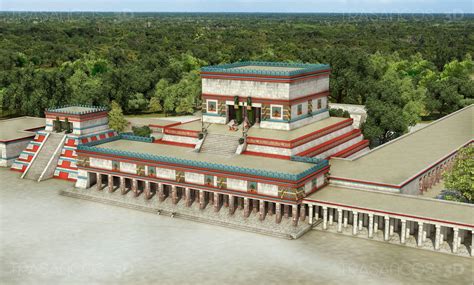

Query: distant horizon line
1;11;472;14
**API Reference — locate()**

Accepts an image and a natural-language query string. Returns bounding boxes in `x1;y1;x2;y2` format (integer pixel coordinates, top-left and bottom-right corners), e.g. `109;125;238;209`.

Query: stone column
352;211;358;235
158;183;165;202
328;208;334;226
405;221;411;239
309;205;314;225
244;198;250;218
423;224;428;242
373;216;379;235
368;214;374;238
144;181;151;199
322;207;328;230
259;200;266;221
213;192;220;212
283;205;289;219
417;222;423;247
108;175;114;193
229;195;236;215
389;218;394;236
120;176;126;194
185;187;191;207
238;197;244;209
299;205;306;222
275;203;282;224
343;211;348;228
337;209;343;233
199;190;205;209
452;228;459;253
400;220;406;244
292;205;298;227
252;200;258;213
132;179;138;197
384;216;390;241
434;224;441;250
358;213;363;231
171;185;178;204
97;174;102;191
268;203;274;216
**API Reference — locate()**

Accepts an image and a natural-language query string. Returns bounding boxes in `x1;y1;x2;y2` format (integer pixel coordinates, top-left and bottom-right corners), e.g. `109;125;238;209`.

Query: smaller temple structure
11;105;117;181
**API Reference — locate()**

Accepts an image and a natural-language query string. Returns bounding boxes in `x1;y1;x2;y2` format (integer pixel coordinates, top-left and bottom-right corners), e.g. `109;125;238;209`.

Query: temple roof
79;137;327;181
304;185;474;227
45;105;107;115
330;105;473;186
201;61;330;77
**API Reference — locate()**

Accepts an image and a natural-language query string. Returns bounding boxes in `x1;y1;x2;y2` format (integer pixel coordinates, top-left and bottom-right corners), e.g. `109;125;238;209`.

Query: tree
362;56;426;146
108;101;128;132
127;92;148;113
132;126;152;137
443;146;474;203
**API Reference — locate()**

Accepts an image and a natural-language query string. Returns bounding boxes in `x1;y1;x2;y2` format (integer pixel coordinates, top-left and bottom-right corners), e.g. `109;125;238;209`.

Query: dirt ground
1;168;472;285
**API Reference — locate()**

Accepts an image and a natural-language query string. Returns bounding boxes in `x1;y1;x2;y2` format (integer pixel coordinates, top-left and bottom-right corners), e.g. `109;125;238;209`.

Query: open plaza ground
0;168;472;285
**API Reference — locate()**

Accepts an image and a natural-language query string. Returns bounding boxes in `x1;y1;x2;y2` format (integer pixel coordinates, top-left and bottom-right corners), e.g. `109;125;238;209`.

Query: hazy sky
1;0;472;13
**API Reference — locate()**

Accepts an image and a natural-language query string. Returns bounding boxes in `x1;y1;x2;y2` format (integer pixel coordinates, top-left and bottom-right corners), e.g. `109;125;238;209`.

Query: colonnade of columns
305;203;473;256
92;172;303;226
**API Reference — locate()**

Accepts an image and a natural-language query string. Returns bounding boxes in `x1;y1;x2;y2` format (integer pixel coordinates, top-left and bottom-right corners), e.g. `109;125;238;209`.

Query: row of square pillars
304;204;474;255
92;172;307;226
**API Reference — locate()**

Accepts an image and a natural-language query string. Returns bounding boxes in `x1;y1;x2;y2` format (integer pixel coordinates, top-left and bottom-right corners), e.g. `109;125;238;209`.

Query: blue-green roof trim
201;61;330;77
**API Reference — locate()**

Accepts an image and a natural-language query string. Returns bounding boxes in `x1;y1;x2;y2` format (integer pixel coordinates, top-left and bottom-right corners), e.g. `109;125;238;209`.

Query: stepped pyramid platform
155;117;369;160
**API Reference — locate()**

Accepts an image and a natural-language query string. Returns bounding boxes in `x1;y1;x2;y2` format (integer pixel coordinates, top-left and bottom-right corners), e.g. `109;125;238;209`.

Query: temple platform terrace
168;116;351;141
0;117;45;142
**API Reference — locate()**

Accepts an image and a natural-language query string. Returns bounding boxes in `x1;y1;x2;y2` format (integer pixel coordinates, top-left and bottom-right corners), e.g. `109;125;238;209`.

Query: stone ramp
200;133;240;156
23;133;65;181
60;188;311;240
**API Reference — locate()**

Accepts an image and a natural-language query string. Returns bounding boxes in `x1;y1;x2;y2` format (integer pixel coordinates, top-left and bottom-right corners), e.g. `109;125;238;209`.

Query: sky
0;0;472;13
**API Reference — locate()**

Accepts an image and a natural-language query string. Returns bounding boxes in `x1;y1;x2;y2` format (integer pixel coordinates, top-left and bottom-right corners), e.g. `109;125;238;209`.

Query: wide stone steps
200;133;240;156
24;133;65;181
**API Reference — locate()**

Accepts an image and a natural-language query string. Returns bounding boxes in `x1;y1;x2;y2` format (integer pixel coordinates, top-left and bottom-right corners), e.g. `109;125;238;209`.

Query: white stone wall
330;179;400;193
155;167;175;180
75;169;95;189
312;97;328;110
185;172;205;184
1;139;32;167
202;115;227;124
246;125;353;156
227;178;247;192
161;134;198;145
257;183;278;196
314;136;363;159
74;117;109;135
291;102;309;120
120;162;137;174
289;77;329;99
305;181;312;193
203;78;290;100
90;157;112;170
45;118;54;131
259;110;329;131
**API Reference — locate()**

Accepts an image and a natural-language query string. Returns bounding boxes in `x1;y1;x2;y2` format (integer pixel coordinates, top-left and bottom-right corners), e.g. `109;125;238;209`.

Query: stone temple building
6;61;474;257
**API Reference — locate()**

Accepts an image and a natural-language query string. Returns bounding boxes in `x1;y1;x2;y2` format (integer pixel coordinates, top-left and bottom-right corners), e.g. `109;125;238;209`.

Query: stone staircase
200;133;240;156
23;132;66;181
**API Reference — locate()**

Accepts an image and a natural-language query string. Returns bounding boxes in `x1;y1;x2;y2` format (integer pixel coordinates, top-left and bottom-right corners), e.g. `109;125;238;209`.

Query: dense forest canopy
0;12;473;145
